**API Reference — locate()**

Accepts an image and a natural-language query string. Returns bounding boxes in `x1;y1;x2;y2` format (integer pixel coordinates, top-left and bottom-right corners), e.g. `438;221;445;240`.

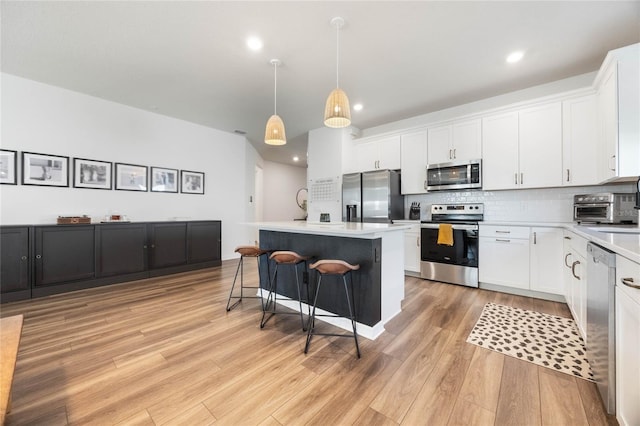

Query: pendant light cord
335;23;340;88
273;62;277;115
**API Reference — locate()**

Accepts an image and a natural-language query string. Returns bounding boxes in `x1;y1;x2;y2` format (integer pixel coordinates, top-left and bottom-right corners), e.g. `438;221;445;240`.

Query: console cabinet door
149;223;187;269
188;221;221;264
0;227;30;297
34;226;95;286
97;224;148;277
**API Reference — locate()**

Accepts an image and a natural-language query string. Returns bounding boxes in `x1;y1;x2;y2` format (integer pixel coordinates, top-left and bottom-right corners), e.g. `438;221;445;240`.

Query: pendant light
265;59;286;145
324;17;351;128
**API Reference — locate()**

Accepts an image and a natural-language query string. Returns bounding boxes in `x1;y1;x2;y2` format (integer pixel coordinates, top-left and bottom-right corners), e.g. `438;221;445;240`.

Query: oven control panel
430;203;484;215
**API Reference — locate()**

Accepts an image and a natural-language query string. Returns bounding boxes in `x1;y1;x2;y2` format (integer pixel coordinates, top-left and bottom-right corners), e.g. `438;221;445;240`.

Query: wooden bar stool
260;250;312;331
305;259;361;358
226;245;270;311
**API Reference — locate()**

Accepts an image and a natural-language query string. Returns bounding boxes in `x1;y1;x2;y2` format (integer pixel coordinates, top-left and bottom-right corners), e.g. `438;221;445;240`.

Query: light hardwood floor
1;260;616;425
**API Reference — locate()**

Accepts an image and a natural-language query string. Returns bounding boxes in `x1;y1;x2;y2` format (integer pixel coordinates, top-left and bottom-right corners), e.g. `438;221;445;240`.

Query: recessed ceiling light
246;36;263;51
506;51;524;64
293;156;299;162
353;103;363;111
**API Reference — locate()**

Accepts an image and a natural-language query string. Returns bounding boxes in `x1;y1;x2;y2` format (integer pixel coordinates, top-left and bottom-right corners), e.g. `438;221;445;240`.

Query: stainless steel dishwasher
586;242;616;414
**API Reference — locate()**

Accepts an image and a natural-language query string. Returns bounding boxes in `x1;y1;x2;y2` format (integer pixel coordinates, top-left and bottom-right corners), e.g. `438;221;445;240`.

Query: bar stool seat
305;259;361;358
260;250;312;331
226;245;270;312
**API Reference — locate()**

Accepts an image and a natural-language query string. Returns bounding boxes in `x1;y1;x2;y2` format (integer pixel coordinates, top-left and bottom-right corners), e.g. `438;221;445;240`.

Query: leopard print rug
466;302;593;381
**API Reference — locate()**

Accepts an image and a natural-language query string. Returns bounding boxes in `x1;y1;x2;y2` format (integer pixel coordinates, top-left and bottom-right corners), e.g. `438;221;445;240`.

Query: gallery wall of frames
0;149;205;195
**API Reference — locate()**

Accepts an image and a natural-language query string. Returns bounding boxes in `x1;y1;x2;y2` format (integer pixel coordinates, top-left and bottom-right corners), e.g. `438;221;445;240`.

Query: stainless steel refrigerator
342;170;403;223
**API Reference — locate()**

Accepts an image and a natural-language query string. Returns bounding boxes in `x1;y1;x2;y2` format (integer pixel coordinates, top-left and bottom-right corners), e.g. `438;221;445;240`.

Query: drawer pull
621;277;640;289
495;230;511;234
495;239;511;243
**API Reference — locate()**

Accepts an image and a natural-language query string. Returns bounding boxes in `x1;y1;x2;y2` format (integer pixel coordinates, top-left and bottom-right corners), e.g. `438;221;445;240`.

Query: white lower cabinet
396;221;421;273
479;225;530;289
480;225;564;296
530;227;564;294
562;230;588;339
615;254;640;426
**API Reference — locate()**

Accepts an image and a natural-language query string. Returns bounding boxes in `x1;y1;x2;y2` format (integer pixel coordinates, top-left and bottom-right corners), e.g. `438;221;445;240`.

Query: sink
587;226;640;235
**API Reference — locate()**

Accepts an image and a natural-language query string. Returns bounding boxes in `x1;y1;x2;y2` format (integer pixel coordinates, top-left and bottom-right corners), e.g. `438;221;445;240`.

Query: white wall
261;161;307;221
306;127;348;222
0;73;260;260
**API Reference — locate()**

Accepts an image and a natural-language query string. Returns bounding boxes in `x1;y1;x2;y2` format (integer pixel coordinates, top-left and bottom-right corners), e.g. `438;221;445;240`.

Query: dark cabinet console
0;220;221;302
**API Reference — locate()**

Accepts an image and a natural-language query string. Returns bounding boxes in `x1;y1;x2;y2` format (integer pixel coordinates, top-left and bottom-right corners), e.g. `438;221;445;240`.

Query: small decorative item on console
101;214;129;223
57;215;91;225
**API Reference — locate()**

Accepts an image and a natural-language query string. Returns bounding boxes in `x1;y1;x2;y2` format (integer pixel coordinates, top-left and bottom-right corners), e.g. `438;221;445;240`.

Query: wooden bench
1;315;23;425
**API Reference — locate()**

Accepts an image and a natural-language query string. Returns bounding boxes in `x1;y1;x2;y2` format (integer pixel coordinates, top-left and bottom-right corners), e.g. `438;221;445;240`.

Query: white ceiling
2;1;639;167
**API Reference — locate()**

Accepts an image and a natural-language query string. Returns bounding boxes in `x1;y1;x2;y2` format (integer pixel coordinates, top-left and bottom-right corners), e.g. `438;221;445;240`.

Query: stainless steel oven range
420;203;483;288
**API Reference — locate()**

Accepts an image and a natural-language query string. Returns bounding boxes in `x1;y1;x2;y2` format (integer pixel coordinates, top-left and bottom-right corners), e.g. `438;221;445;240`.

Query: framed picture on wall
150;167;178;193
115;163;148;191
0;149;17;185
73;158;112;190
22;152;69;187
181;170;204;194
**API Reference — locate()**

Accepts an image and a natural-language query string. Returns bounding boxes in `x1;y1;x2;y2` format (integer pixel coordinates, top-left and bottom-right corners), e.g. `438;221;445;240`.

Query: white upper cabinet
482;102;562;190
400;129;428;194
427;119;481;165
481;112;520;190
595;43;640;182
562;94;599;186
518;102;563;188
354;135;401;172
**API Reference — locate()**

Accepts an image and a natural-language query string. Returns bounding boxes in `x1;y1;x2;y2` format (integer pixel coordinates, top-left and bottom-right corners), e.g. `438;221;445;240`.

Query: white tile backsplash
405;182;635;222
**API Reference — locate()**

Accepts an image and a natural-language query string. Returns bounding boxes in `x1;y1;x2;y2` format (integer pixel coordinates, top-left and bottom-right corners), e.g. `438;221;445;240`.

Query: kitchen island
255;221;411;339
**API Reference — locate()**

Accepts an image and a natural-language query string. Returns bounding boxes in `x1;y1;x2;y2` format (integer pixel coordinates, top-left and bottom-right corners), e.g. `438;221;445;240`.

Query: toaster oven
573;193;638;224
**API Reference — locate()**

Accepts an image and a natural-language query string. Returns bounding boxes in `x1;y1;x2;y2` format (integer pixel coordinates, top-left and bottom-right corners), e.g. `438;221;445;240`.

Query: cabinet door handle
621;277;640;289
571;260;581;280
35;254;42;259
143;245;148;249
449;149;453;160
564;253;572;267
495;238;511;243
515;173;518;185
21;255;27;261
566;169;570;182
424;180;427;190
564;236;571;240
453;148;456;159
151;244;156;248
609;155;616;172
520;173;524;185
416;236;420;247
533;232;537;244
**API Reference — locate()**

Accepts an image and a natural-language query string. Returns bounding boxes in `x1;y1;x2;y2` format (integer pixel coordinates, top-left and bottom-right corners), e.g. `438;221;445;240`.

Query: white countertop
253;221;411;238
479;221;640;264
570;225;640;264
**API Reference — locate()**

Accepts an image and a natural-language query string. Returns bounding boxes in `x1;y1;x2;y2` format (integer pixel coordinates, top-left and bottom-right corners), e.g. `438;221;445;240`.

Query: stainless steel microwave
426;159;482;191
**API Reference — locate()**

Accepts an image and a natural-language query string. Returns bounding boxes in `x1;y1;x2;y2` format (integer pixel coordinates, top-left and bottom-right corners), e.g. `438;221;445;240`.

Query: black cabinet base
0;289;31;303
30;261;222;299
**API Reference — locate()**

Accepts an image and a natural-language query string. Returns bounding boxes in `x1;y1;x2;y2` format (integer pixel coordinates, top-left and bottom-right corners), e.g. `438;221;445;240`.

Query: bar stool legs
260;251;311;331
305;260;361;358
226;246;269;312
